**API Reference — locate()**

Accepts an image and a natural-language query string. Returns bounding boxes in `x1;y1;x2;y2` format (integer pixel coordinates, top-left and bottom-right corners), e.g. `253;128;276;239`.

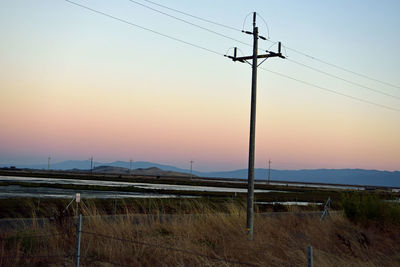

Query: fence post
307;245;313;267
37;195;41;217
114;194;117;215
75;214;82;267
148;198;152;213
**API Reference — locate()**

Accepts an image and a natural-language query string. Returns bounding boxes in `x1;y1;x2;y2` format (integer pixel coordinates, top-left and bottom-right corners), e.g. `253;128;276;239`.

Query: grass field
1;170;399;266
1;199;400;266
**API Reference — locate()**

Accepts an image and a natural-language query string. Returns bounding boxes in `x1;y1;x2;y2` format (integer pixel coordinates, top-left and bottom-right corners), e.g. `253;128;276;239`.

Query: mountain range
1;160;399;187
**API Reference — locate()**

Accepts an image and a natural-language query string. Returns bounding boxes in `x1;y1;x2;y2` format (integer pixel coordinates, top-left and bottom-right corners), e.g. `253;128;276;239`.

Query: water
0;185;191;199
0;175;286;199
254;201;323;206
210;179;366;190
269;182;365;190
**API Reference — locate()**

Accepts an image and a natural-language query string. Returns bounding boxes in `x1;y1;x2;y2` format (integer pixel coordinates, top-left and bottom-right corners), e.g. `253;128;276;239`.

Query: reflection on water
269;182;365;191
0;176;284;193
255;201;323;206
0;185;193;199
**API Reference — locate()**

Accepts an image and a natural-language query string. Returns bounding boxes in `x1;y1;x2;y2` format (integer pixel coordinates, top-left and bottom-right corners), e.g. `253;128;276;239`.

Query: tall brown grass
1;199;399;266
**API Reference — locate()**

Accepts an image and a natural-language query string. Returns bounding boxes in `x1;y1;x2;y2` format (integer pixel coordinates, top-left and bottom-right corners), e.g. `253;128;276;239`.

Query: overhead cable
126;0;253;49
64;0;224;57
259;66;400;112
63;0;399;113
140;0;241;32
287;58;400;100
284;46;400;89
137;0;400;90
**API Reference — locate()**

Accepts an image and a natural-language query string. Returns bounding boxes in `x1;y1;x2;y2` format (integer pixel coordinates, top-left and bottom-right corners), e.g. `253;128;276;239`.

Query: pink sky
1;1;399;171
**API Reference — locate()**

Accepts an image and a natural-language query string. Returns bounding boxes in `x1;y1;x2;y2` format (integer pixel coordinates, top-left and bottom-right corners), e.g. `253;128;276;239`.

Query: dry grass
1;200;399;266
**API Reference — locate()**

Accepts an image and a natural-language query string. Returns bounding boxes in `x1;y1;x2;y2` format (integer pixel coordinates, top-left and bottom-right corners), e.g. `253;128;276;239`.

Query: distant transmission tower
130;159;133;174
190;160;194;179
267;159;271;184
90;156;93;173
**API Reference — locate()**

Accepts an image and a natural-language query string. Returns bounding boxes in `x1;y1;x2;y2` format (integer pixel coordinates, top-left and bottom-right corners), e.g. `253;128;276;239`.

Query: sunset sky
1;0;399;171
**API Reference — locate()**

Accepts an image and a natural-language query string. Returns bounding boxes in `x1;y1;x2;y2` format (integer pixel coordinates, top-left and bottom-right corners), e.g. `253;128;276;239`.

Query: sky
0;0;399;171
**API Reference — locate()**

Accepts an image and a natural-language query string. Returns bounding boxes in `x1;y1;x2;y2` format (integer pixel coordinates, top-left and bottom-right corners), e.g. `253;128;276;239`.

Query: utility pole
226;12;285;240
190;160;194;179
90;156;93;173
268;159;271;184
130;159;133;174
48;156;51;171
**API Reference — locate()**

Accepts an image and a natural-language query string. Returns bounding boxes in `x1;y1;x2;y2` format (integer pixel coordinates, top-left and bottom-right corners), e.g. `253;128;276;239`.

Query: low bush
341;192;400;224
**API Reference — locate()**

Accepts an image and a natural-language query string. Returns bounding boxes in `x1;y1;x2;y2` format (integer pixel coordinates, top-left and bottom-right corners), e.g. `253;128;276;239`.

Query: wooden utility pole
90;156;93;173
268;159;271;184
226;12;285;240
190;160;194;179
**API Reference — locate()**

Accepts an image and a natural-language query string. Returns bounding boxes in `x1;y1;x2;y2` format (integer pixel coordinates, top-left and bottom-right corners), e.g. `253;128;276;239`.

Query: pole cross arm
242;31;267;40
224;55;246;63
265;50;286;59
233;52;285;62
225;42;285;64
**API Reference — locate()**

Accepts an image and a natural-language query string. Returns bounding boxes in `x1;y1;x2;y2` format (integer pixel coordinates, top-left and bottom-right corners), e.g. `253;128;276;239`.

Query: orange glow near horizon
1;1;399;171
1;72;399;171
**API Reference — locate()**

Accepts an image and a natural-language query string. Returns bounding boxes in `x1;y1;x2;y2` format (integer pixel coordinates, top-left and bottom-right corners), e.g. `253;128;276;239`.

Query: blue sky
1;0;399;171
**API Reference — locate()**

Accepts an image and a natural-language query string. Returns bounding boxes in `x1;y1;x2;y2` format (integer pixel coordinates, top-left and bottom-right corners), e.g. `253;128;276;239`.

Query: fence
0;214;261;266
0;210;328;266
0;232;74;265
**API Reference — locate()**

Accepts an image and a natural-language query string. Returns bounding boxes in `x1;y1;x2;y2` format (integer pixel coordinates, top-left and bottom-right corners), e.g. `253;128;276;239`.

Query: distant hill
203;168;400;187
3;160;191;174
1;160;399;187
91;165;193;177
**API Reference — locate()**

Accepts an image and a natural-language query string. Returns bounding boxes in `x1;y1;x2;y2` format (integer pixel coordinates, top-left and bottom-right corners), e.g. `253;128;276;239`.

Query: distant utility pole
268;159;271;184
130;159;133;174
90;156;93;173
48;156;51;171
190;160;194;179
226;12;285;240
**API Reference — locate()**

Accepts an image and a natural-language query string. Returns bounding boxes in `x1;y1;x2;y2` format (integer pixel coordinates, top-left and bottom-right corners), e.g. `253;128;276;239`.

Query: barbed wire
0;254;73;260
0;232;66;241
82;255;129;267
82;231;259;266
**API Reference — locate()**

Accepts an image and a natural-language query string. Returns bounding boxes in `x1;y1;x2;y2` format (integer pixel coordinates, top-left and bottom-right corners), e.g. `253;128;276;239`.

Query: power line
287;58;400;100
63;0;399;113
258;66;400;112
126;0;253;49
64;0;224;57
131;0;274;55
283;46;400;90
140;0;241;32
137;0;400;90
132;0;400;101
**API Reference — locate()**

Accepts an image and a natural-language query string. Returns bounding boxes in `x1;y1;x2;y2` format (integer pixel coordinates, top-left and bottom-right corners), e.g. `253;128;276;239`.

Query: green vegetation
1;169;400;265
1;200;400;266
341;192;400;224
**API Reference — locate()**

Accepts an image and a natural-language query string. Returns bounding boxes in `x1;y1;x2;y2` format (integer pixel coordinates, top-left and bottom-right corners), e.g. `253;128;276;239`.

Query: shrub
341;192;400;224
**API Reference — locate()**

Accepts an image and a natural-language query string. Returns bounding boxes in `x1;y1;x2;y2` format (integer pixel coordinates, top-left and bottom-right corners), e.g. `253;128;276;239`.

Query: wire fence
0;214;262;266
0;199;333;266
82;230;259;267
